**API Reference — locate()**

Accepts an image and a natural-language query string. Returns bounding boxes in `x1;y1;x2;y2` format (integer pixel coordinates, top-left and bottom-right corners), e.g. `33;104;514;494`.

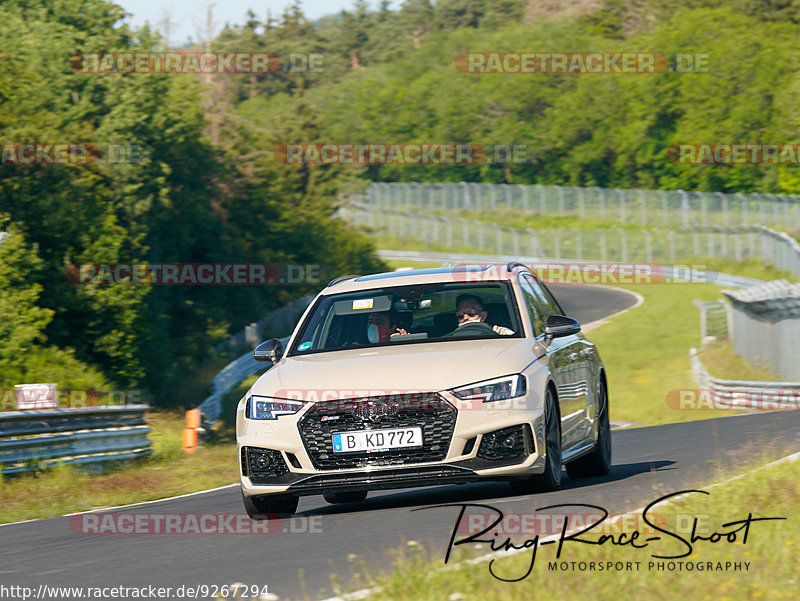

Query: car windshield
289;282;522;355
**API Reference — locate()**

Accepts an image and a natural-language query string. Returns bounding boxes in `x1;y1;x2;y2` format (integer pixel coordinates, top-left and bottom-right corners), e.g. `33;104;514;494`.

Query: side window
519;276;545;335
539;281;565;315
524;274;558;316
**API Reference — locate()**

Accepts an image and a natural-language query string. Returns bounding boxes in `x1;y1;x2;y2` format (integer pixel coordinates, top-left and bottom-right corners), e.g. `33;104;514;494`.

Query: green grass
688;257;797;283
0;411;238;524
431;208;655;230
330;456;799;601
698;341;780;382
585;282;744;426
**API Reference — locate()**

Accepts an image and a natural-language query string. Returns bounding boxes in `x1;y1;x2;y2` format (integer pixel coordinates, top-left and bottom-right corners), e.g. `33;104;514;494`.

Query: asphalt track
4;285;799;600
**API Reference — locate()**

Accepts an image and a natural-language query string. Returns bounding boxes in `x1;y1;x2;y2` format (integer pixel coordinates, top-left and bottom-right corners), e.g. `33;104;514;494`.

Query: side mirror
254;338;283;363
544;315;581;342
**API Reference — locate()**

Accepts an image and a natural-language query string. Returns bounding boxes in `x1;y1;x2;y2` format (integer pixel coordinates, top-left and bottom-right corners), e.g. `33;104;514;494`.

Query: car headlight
247;396;307;420
449;374;526;403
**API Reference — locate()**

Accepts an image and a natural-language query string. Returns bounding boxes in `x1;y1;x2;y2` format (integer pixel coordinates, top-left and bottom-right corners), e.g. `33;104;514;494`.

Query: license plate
332;427;423;453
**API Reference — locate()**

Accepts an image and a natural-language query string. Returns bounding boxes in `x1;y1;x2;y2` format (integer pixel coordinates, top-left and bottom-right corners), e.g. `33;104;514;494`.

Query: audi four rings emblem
352;400;398;422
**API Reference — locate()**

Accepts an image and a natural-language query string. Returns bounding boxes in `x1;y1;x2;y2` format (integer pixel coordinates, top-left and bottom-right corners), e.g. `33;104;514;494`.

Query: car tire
566;379;611;478
510;387;562;494
242;492;299;519
323;491;368;504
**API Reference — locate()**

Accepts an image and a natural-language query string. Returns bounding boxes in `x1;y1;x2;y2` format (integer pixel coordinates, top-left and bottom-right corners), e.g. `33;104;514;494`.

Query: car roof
323;264;528;294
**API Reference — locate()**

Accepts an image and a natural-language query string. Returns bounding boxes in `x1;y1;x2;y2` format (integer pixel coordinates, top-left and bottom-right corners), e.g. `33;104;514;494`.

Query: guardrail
0;405;151;476
689;348;800;410
693;299;732;343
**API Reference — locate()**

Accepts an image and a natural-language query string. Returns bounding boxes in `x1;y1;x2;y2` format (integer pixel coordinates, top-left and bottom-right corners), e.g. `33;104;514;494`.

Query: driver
449;294;514;337
367;311;408;343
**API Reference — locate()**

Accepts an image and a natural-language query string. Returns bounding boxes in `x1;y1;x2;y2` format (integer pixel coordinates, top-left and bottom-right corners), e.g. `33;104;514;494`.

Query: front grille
241;446;290;484
477;424;532;462
298;393;457;470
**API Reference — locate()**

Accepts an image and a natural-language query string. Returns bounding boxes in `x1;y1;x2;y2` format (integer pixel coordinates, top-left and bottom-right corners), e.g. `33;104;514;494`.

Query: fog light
255;454;272;469
502;436;516;448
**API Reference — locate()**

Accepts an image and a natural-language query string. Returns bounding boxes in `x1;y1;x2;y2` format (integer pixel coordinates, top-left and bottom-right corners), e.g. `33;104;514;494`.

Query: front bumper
238;393;547;498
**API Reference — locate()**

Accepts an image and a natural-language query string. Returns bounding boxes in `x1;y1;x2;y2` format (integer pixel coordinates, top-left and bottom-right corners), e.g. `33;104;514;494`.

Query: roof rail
326;274;361;287
506;262;528;273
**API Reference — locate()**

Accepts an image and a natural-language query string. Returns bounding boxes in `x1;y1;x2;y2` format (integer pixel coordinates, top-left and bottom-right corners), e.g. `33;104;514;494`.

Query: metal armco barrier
0;405;151;476
690;348;800;410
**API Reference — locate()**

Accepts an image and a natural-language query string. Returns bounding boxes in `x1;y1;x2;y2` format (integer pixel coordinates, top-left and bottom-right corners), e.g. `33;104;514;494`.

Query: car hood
251;338;544;400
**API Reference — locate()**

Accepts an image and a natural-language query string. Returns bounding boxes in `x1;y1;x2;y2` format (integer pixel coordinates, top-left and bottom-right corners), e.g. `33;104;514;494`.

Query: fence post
618;228;628;262
599;187;606;221
794;195;800;228
558;186;565;214
640;190;647;226
526;228;541;257
699;303;708;342
578;187;585;219
662;190;669;226
734;229;742;260
618;189;626;224
536;184;547;215
718;192;728;226
520;184;529;213
738;192;747;225
643;229;652;262
537;184;546;214
770;193;780;226
700;193;707;226
669;230;676;263
600;232;607;261
679;189;689;228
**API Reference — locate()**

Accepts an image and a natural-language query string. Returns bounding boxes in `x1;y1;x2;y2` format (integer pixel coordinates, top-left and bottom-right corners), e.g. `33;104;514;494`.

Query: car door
521;274;590;453
537;279;598;446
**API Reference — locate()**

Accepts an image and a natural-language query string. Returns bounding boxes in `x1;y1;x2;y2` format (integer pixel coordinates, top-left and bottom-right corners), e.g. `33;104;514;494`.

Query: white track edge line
0;483;239;528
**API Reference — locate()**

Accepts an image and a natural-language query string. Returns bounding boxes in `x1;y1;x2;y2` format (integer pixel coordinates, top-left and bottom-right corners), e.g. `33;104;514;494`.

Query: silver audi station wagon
237;263;610;517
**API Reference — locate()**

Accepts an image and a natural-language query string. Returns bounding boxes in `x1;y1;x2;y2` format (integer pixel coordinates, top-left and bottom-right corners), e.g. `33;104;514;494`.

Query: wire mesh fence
364;182;800;229
342;202;800;277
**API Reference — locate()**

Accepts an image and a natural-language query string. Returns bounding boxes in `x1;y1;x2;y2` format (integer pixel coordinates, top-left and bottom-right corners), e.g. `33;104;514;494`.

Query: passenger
449;294;514;337
367;311;408;343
